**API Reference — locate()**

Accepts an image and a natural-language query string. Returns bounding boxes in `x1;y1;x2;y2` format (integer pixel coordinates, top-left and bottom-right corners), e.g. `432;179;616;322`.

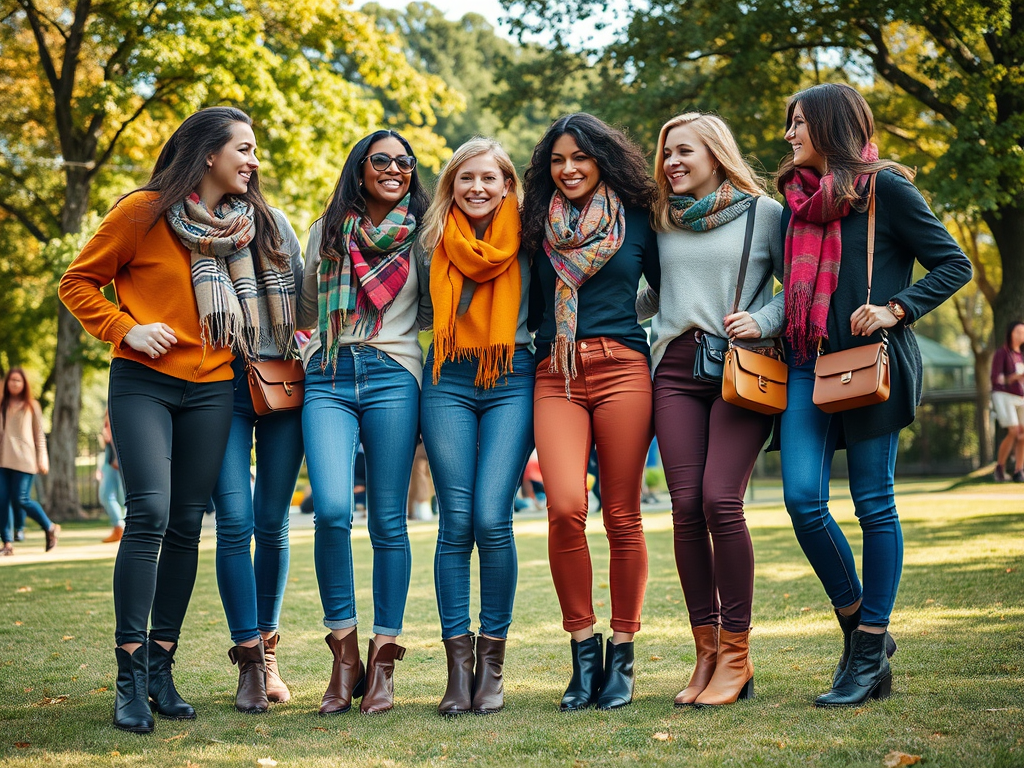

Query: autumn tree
0;0;459;517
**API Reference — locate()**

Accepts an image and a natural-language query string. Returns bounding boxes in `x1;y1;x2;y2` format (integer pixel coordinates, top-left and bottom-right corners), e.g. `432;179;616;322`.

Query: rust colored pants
534;338;652;633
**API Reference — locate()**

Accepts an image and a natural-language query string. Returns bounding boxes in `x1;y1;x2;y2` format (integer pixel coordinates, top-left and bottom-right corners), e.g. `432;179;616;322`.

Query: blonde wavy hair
420;137;523;254
653;112;767;232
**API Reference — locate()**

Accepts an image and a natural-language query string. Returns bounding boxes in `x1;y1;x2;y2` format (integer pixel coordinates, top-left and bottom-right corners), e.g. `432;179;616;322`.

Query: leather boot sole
113;720;154;734
692;677;754;707
149;701;197;720
814;673;892;708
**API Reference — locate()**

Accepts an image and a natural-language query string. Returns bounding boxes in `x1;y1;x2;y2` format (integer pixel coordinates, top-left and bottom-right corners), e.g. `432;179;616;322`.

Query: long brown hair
124;107;288;269
1;367;34;426
776;83;914;209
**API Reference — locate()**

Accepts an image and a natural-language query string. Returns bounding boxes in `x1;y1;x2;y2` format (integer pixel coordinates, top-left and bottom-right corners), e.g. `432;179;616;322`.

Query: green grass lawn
1;484;1022;767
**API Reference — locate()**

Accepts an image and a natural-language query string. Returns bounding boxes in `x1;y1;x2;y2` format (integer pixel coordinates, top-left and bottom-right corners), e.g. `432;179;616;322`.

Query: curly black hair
521;113;657;254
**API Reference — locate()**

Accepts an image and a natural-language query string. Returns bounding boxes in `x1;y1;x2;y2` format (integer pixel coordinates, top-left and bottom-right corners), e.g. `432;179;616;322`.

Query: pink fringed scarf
782;143;878;362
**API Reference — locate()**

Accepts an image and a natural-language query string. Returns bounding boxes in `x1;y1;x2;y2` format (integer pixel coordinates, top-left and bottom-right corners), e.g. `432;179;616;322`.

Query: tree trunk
974;348;994;467
47;170;91;520
984;199;1024;341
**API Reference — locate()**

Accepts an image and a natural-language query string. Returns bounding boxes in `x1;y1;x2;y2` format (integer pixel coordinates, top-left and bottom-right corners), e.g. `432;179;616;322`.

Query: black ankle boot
596;639;634;710
815;629;892;707
833;608;898;685
560;634;604;712
114;646;154;733
148;640;196;720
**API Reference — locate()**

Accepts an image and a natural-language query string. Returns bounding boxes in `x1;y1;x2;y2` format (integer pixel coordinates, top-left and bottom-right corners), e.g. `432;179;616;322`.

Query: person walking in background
298;130;427;716
523;113;660;711
0;367;59;555
418;138;534;716
638;112;784;707
991;321;1024;482
208;183;304;714
97;410;126;543
59;107;282;733
777;83;971;707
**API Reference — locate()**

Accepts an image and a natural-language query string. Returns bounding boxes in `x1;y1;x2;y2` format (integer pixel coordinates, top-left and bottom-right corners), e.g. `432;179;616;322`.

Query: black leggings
108;359;233;646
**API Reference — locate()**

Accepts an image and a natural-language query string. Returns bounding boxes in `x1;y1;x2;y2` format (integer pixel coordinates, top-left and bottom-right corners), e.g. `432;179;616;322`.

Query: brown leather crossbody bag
247;357;305;416
811;174;891;414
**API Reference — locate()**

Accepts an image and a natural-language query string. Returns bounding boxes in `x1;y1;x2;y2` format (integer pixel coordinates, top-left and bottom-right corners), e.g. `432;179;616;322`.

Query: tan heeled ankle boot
675;624;719;706
693;627;753;706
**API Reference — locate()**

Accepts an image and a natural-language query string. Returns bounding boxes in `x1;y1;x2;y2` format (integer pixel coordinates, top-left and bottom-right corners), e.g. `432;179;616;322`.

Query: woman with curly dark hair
523;113;659;711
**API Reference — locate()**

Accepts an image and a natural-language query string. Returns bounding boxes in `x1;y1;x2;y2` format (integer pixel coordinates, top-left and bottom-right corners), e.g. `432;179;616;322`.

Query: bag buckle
758;375;768;393
841;372;853;384
283;382;294;396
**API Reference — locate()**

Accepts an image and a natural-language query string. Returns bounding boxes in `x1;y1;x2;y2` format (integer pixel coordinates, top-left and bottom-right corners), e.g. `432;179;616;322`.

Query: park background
0;1;1022;766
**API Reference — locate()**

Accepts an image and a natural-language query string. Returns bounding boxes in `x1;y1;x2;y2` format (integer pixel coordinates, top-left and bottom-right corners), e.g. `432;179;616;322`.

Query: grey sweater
638;197;785;373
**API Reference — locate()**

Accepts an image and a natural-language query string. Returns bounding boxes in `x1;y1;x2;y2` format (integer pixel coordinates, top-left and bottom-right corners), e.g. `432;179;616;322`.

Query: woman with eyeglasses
297;130;429;715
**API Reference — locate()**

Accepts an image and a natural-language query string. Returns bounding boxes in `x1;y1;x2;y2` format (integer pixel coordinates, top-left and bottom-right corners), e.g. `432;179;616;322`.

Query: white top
297;218;424;385
639;197;786;374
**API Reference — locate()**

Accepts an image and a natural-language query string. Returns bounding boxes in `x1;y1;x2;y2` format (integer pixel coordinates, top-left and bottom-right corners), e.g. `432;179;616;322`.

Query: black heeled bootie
560;634;604;712
148;640;196;719
596;639;634;710
114;646;155;733
833;608;897;685
815;629;892;708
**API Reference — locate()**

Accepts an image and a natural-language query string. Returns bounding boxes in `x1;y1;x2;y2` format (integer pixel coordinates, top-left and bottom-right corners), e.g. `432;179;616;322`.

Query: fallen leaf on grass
777;742;786;749
14;742;29;748
985;707;1010;712
161;732;187;742
650;655;663;661
14;621;23;626
595;601;606;608
883;751;922;767
257;759;278;767
32;695;68;706
79;664;88;670
1007;568;1014;573
311;727;328;732
88;687;108;694
61;635;75;642
108;751;120;757
652;732;673;742
800;607;811;612
16;587;31;593
23;687;32;693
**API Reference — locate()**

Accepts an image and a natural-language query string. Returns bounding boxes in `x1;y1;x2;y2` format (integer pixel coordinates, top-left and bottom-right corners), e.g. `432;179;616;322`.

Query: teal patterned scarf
669;180;753;232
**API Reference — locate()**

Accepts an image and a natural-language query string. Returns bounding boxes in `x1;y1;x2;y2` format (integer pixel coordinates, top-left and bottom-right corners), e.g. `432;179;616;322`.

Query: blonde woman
638;112;783;706
417;138;533;716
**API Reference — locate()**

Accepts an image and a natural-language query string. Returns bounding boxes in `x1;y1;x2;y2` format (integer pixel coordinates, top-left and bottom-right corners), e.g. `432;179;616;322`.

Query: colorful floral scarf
543;183;625;395
168;194;295;361
318;193;415;370
782;143;879;363
430;198;522;388
669;180;752;231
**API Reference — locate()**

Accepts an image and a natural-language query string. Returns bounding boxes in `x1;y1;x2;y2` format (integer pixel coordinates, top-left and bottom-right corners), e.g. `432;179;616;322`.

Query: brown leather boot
438;634;474;716
263;633;291;703
102;526;124;543
45;523;60;551
674;624;719;706
693;627;754;706
320;632;365;715
228;642;268;713
360;638;406;714
471;636;506;714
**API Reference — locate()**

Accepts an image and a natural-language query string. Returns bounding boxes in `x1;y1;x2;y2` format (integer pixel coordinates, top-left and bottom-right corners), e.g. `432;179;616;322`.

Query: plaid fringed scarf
543;183;625;396
318;194;415;371
782;143;879;363
168;194;295;361
669;179;752;231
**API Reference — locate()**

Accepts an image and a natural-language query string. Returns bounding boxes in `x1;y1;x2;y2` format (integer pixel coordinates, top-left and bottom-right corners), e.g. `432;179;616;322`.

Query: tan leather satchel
247;358;305;416
811;174;891;414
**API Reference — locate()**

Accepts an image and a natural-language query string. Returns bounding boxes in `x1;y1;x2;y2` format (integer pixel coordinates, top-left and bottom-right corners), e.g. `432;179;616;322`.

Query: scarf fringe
549;335;577;399
433;325;515;389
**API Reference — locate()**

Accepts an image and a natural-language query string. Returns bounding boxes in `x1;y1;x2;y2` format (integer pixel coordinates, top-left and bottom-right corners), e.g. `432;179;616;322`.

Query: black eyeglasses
362;152;417;174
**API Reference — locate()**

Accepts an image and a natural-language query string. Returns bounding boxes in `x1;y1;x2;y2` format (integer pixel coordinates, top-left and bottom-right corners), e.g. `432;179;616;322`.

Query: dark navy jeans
303;346;419;636
421;348;534;640
0;471;52;543
212;358;305;645
780;355;903;627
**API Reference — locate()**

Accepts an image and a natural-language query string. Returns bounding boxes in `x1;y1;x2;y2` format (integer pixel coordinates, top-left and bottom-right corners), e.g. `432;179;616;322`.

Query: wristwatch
886;300;906;322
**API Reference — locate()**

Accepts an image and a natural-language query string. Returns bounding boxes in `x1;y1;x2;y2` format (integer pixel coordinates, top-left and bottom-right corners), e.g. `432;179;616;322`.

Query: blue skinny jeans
303;346;418;636
780;356;903;627
421;347;535;640
212;358;305;645
99;462;125;527
0;470;53;543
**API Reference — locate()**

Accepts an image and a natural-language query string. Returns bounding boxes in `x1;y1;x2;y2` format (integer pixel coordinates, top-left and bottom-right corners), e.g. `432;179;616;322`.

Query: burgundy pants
654;332;771;633
535;338;652;633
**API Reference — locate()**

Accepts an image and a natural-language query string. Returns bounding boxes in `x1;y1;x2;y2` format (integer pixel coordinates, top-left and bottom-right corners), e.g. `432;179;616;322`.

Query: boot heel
871;673;892;700
353;675;366;699
738;677;754;700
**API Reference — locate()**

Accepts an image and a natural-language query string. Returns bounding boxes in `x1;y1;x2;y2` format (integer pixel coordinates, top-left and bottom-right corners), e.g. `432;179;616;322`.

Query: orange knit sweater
58;191;234;383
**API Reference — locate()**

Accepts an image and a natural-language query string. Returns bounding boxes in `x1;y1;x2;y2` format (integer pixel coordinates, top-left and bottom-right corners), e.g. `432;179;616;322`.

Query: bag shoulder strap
865;173;877;305
732;197;759;314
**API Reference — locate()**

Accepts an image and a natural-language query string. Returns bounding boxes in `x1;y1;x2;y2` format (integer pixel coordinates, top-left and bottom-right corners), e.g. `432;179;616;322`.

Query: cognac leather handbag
720;198;789;415
247;357;305;416
811;174;891;414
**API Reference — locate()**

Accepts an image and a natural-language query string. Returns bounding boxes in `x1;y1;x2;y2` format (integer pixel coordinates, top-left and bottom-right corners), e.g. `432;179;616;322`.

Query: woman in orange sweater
0;367;59;555
59;107;296;734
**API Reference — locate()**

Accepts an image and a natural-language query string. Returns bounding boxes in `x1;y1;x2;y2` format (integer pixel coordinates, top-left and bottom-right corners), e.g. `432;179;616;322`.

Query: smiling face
362;136;413;221
550;133;601;206
206;122;259;201
785;103;826;174
452;152;511;236
1012;324;1024;351
662;123;720;200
